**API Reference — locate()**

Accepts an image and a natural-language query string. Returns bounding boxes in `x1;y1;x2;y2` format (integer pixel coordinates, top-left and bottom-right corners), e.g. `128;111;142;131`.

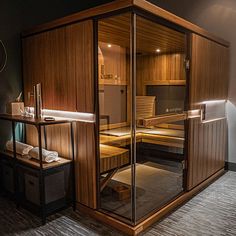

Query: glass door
134;15;188;221
97;11;188;225
97;12;134;223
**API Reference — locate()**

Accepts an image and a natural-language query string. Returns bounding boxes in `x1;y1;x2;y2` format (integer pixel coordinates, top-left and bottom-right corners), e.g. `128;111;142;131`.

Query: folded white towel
6;141;33;155
28;147;59;163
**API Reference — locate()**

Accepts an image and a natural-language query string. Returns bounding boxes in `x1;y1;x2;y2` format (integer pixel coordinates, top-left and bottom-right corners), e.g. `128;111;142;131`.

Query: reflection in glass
98;13;188;224
135;15;187;221
98;13;133;222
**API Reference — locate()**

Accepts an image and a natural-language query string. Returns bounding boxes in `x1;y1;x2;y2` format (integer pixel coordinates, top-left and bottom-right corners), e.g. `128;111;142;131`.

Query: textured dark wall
0;0;22;146
20;0;114;29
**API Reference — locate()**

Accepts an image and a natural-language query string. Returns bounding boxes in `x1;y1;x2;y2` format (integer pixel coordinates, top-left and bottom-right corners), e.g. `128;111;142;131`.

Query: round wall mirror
0;40;7;73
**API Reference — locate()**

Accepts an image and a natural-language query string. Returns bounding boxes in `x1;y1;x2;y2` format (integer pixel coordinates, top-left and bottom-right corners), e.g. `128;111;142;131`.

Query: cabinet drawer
25;173;40;205
24;170;66;205
45;171;65;204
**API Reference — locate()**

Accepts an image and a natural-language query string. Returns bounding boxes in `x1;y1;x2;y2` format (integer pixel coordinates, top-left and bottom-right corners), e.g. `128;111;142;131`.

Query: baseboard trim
225;162;236;171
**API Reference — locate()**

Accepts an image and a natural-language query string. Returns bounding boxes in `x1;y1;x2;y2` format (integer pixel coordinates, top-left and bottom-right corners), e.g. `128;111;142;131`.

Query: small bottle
34;83;42;119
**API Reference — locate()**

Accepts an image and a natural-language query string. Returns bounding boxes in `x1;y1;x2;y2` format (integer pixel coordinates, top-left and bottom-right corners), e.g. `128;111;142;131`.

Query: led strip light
42;109;95;123
28;107;95;123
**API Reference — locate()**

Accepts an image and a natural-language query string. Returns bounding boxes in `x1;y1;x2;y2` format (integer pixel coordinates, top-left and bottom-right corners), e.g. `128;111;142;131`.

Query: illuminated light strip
201;117;226;124
201;99;226;104
29;107;95;123
43;109;95;123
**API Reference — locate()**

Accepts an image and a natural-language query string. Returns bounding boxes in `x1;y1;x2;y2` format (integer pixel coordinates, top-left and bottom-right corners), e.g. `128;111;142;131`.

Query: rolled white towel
29;147;59;163
6;141;33;155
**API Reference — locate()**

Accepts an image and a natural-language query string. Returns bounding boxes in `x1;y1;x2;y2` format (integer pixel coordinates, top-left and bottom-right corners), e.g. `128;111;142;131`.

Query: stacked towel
6;141;33;155
28;147;59;163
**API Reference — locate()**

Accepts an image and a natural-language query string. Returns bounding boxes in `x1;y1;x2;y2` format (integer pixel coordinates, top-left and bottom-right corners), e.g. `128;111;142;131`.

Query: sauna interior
98;13;187;223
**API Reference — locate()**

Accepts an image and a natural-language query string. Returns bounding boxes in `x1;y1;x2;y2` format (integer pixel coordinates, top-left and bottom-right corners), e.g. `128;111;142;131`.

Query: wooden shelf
99;79;128;85
144;80;186;86
1;151;72;170
0;114;72;126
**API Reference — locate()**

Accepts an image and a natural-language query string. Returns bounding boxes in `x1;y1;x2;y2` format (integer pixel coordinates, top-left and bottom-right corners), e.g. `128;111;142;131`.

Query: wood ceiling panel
98;14;185;54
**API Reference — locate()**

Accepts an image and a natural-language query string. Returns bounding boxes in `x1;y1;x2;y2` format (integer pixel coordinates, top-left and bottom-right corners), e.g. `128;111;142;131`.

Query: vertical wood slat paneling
188;119;227;189
187;34;229;190
23;34;46;107
76;123;96;208
22;28;77;111
189;34;229;110
66;20;97;208
66;21;94;113
23;20;97;209
136;53;186;91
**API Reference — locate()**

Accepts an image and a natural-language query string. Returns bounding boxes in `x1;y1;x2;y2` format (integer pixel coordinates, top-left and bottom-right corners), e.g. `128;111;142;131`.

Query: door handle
187;109;201;119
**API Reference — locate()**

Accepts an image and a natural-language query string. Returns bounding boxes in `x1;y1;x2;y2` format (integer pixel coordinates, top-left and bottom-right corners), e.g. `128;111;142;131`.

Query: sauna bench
100;127;184;148
0;151;72;170
100;144;129;174
99;144;130;191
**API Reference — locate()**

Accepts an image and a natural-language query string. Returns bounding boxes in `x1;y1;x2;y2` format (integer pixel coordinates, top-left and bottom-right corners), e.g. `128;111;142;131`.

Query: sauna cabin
19;0;229;235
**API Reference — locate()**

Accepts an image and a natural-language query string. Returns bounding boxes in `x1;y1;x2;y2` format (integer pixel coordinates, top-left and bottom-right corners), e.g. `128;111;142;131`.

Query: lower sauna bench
100;144;130;192
100;144;130;174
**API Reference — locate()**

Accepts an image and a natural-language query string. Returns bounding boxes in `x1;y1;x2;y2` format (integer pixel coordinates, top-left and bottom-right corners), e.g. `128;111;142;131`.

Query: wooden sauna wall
187;33;229;190
22;20;98;209
136;53;186;95
99;42;127;85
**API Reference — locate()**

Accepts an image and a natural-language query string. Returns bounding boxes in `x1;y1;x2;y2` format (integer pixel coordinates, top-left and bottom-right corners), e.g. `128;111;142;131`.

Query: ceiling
98;13;186;54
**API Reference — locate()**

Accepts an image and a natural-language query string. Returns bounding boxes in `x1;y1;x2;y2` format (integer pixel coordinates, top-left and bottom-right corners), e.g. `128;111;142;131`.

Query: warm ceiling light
107;44;112;48
156;49;161;53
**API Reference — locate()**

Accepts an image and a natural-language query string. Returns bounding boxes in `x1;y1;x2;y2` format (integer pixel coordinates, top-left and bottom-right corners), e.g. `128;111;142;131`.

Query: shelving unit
0;114;76;224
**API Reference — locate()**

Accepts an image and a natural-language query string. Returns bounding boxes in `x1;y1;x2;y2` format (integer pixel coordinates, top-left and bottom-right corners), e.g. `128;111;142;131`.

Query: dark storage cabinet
0;152;73;217
18;163;72;215
0;157;15;195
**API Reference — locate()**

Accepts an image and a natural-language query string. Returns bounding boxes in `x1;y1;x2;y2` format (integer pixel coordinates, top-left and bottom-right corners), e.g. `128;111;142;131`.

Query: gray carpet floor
1;171;236;236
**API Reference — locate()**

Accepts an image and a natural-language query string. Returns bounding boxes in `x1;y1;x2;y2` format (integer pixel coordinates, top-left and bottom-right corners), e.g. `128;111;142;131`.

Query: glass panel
135;15;187;221
98;13;133;222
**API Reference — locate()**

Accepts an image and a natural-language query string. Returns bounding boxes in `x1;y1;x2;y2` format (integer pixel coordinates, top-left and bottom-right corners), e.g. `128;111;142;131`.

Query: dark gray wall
20;0;113;29
0;1;22;146
1;0;235;162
